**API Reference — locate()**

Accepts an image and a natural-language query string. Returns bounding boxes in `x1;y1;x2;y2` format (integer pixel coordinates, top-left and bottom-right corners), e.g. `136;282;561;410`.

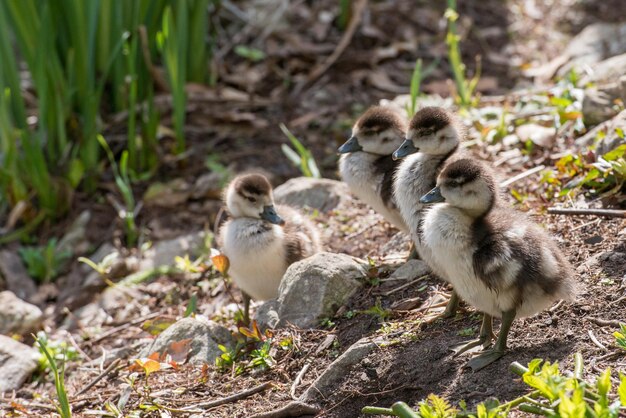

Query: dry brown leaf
212;253;230;275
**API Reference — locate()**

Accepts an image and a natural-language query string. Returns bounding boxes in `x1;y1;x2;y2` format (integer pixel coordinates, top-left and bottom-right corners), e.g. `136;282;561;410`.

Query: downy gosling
419;159;576;370
219;173;321;322
392;106;467;315
338;105;409;232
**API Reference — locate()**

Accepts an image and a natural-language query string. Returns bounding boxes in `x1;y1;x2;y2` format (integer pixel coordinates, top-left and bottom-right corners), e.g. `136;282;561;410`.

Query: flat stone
389;260;430;281
140;232;207;270
274;178;349;212
576;109;626;154
255;299;280;329
0;335;40;391
0;291;43;335
138;317;232;364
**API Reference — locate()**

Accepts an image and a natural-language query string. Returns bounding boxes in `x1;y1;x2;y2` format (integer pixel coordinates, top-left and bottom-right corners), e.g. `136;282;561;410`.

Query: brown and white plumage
219;174;321;310
338;106;408;232
419;159;577;369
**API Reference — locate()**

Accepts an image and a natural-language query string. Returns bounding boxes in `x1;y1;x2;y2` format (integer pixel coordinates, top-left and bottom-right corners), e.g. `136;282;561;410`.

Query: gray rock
0;250;37;302
583;53;626;85
143;179;192;208
140;232;207;270
515;124;556;148
192;172;227;200
577;251;626;274
576;109;626;154
0;335;40;391
0;291;43;335
276;252;367;328
139;317;232;364
557;22;626;77
300;337;378;402
274;177;348;212
582;85;621;126
255;299;280;329
389;260;430;281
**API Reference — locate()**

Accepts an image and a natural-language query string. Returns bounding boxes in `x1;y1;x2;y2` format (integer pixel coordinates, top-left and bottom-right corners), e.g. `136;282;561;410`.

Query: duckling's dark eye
246;196;257;203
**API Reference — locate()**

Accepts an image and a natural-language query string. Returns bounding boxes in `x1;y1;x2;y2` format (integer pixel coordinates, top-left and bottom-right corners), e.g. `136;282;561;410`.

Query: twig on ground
294;0;368;93
65;331;93;362
290;361;311;399
381;275;428;296
76;358;123;396
249;401;321;418
181;382;273;410
547;208;626;218
587;317;623;327
499;165;545;188
549;300;564;312
88;311;161;344
588;330;608;351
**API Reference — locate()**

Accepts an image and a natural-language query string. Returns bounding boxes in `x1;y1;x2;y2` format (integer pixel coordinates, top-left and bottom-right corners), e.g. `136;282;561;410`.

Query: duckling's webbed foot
465;309;516;371
466;348;504;371
451;313;493;356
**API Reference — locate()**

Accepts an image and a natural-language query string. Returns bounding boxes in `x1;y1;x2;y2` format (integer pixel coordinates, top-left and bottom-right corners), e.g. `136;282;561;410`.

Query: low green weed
19;238;71;283
280;123;321;178
215;320;278;376
614;323;626;350
35;333;75;418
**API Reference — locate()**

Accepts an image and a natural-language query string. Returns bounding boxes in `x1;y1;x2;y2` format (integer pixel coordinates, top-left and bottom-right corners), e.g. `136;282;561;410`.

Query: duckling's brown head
393;107;464;159
420;159;496;217
338;106;407;156
225;174;284;224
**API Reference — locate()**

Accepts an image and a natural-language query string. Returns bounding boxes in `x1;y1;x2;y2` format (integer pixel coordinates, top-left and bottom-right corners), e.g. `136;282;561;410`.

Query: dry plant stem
290;361;311;399
547;208;626;218
250;401;321;418
588;330;608;351
381;275;428;296
181;382;273;410
89;311;161;344
297;0;367;91
76;358;123;396
138;25;170;92
499;165;545;188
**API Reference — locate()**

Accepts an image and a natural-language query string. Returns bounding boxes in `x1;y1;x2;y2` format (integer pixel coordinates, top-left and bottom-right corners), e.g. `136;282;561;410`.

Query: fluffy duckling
392;106;467;315
419;159;576;370
219;173;321;321
338;106;409;232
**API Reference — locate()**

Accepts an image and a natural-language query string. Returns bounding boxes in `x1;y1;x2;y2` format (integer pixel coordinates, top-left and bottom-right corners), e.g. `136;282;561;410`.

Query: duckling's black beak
392;139;418;160
261;205;285;225
338;137;362;153
420;187;445;204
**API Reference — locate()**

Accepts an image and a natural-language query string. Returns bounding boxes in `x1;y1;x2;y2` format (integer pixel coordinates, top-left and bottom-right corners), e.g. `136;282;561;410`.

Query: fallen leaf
211;253;230;275
167;338;192;364
142;317;176;336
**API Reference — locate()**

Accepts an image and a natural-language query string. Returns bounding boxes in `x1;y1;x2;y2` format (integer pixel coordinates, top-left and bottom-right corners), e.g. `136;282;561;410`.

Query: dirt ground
2;0;626;417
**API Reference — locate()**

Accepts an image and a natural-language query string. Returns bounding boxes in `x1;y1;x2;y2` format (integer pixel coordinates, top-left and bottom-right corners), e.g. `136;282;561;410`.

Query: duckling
419;159;576;370
392;106;467;316
219;173;321;322
338;105;409;233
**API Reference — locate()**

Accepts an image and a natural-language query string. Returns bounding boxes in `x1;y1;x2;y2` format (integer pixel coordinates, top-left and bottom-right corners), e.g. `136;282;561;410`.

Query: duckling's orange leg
452;313;494;356
466;309;516;371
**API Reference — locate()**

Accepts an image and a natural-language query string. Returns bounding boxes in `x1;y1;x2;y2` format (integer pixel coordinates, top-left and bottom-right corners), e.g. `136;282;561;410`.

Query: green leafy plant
35;333;74;418
280;123;321;178
445;0;480;107
18;239;71;283
215;320;277;375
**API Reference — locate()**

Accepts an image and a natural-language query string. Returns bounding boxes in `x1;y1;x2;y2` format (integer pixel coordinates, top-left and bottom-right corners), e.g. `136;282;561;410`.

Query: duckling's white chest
221;219;288;300
421;206;513;317
394;153;444;240
339;153;407;231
